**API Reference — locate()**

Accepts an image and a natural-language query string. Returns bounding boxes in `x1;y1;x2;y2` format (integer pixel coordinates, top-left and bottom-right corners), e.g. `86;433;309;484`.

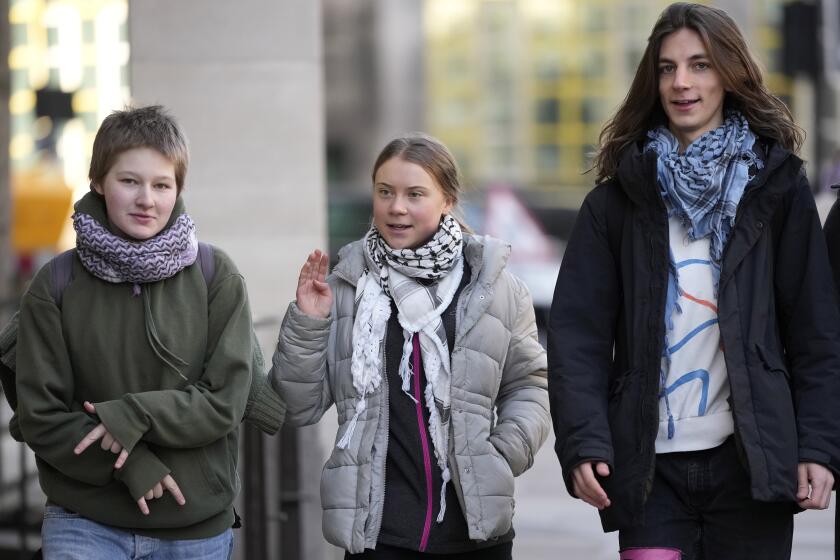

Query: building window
536;98;560;124
536;144;560;173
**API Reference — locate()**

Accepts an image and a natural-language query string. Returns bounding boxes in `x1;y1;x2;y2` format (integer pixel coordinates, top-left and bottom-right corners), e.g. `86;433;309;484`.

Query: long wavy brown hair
593;2;804;182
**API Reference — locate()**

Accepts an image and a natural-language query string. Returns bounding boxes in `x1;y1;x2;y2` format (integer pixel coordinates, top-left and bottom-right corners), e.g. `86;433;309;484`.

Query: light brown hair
372;133;471;230
593;2;804;182
89;105;189;192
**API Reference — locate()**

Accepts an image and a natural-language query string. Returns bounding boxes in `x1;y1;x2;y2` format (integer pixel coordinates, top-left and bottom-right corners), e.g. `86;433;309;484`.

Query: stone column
0;0;11;322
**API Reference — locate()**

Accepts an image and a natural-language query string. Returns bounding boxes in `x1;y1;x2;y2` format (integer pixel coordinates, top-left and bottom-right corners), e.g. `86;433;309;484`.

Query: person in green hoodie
15;105;252;559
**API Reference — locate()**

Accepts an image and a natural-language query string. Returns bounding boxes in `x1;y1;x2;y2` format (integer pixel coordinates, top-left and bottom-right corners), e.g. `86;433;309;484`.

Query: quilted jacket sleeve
489;274;551;477
270;302;335;426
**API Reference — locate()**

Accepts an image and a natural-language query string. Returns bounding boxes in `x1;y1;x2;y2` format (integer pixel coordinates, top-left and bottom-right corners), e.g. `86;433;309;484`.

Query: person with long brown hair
271;133;550;558
548;3;840;559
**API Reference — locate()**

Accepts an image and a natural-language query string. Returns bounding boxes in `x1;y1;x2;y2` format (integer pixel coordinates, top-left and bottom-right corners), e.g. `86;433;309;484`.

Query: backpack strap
197;242;216;288
50;250;76;308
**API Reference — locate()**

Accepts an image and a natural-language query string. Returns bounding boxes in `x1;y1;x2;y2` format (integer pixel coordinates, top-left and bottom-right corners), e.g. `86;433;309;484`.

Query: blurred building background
0;0;839;558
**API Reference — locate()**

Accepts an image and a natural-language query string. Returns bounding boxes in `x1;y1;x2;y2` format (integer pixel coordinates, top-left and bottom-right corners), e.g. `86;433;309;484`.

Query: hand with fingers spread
74;401;129;469
136;474;186;515
796;462;834;510
296;250;332;319
572;461;612;510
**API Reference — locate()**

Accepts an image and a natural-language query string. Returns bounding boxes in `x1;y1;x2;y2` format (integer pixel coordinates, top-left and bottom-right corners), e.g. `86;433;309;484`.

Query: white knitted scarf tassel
398;331;419;404
338;274;391;449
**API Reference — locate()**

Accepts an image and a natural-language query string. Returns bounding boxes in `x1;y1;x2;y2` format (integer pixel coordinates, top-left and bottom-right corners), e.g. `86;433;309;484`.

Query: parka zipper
411;334;435;552
643;202;670;499
371;327;389;548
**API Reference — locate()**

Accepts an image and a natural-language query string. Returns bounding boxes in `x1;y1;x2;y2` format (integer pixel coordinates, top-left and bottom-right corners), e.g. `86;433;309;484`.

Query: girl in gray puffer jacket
271;134;550;558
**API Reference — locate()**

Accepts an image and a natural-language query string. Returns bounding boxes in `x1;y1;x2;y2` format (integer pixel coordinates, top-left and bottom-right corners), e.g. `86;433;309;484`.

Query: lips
671;99;699;110
130;214;154;224
388;224;411;230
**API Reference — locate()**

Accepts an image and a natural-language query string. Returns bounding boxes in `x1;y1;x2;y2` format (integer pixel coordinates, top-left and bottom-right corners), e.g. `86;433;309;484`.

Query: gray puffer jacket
271;234;549;553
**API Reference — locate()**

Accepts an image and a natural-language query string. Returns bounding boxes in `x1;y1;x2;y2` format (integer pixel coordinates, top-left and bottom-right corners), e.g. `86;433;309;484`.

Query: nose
672;65;690;89
389;195;407;215
135;184;154;208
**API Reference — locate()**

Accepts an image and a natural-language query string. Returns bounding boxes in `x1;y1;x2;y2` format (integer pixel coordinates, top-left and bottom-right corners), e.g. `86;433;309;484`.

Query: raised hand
296;250;332;319
137;474;186;515
74;401;129;469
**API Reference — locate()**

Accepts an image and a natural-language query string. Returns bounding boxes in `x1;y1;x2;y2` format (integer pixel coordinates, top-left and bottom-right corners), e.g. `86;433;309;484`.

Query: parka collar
612;137;800;207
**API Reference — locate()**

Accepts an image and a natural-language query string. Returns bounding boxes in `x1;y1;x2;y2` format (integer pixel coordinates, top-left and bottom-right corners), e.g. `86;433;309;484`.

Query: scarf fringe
337;398;367;449
398;331;418;403
437;467;451;523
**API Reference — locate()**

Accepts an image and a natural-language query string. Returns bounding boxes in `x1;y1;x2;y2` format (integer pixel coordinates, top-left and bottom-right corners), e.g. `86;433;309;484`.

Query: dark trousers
619;438;794;560
345;542;513;560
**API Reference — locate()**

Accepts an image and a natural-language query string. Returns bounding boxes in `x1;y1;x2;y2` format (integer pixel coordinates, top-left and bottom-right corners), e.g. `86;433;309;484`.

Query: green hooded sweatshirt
16;192;251;539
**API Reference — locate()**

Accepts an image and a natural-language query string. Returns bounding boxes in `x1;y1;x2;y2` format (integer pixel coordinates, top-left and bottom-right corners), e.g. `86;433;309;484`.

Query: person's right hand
296;250;332;319
137;474;185;515
572;461;611;510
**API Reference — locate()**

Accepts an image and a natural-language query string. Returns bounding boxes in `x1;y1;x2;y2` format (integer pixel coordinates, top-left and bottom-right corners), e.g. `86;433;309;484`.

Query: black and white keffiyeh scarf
338;215;463;523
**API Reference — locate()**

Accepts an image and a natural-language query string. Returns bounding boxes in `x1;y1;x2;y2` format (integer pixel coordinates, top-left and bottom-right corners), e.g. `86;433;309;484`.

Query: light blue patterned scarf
646;111;763;439
645;110;763;331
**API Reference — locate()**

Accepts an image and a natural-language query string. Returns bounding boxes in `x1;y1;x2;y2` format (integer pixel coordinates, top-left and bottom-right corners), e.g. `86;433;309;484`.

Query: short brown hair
89;105;189;192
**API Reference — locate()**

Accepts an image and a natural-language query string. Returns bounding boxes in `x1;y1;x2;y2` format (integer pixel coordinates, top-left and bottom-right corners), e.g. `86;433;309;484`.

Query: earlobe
92;182;104;195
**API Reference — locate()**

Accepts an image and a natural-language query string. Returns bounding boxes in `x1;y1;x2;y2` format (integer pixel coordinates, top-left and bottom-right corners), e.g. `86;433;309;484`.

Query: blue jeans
618;438;794;560
41;505;233;560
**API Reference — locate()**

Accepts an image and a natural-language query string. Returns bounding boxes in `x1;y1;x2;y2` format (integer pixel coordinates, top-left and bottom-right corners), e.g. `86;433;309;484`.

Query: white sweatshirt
655;216;734;454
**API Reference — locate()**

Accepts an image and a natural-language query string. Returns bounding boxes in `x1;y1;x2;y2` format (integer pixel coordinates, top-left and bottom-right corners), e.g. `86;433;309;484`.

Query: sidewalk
514;437;835;559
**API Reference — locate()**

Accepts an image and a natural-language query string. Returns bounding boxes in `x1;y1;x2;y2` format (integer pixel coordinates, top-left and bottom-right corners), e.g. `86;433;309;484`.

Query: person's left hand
74;401;129;469
796;462;834;510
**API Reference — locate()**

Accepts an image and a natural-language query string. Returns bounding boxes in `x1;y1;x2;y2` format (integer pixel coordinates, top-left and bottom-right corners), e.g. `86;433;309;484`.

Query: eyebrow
375;182;430;190
658;53;709;64
116;170;175;182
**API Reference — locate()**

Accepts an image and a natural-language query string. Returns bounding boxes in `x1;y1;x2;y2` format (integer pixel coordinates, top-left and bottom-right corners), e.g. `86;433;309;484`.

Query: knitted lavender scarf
73;210;198;295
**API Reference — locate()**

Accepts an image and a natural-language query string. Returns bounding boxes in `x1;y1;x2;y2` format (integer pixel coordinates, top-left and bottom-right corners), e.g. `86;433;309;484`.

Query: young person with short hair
16;105;259;559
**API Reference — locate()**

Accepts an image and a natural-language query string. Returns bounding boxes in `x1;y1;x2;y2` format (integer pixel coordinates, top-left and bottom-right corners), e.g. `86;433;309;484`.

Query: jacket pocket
754;343;790;381
608;368;645;457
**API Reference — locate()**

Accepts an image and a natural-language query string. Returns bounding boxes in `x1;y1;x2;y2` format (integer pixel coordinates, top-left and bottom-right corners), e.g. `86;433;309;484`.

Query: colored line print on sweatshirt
661;258;717;438
661;369;710;416
667;319;718;354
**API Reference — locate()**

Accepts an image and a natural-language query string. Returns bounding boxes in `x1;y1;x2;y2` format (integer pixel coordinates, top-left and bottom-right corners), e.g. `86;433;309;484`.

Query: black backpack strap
197;242;216;288
50;250;76;308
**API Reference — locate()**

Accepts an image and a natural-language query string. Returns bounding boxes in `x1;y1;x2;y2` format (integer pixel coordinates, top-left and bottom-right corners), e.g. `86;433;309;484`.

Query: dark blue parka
548;140;840;532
